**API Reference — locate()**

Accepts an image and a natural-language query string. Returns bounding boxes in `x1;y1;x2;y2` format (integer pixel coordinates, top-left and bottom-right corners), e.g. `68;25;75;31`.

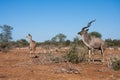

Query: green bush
0;42;10;52
64;45;86;63
49;45;87;64
110;57;120;71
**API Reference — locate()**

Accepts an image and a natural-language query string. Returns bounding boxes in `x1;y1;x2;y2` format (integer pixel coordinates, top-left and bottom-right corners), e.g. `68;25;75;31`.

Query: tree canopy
51;33;67;43
0;25;13;42
0;25;13;51
89;31;102;38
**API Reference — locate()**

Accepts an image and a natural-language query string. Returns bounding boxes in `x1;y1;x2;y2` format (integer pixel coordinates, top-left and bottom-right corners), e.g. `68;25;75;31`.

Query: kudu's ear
86;29;89;32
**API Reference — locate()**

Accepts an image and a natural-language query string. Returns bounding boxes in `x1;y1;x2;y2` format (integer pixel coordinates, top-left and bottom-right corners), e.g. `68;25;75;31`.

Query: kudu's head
26;34;32;39
78;19;96;36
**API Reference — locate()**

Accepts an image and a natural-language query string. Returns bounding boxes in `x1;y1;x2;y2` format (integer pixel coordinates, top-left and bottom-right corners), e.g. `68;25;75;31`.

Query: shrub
110;57;120;71
50;53;67;63
0;42;10;52
64;45;87;63
49;45;87;64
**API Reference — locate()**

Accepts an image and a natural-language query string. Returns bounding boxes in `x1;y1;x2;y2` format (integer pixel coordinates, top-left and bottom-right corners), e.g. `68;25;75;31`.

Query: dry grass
0;47;120;80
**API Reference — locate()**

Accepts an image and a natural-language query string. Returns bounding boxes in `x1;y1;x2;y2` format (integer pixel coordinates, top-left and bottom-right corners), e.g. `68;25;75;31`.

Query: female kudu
26;34;37;57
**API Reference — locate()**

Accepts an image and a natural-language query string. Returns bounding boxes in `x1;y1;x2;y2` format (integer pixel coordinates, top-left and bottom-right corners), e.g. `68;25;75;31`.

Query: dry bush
32;45;87;64
63;45;87;63
110;57;120;71
0;42;10;52
31;53;54;64
50;45;87;64
108;56;120;71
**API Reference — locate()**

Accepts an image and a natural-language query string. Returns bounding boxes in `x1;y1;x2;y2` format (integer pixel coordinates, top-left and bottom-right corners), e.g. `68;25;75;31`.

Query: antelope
26;34;37;57
78;20;104;62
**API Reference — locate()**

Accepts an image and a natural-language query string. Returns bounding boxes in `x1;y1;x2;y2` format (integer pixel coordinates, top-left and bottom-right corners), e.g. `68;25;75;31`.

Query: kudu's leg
88;48;94;63
91;48;94;62
101;46;104;62
30;49;32;57
29;47;32;57
33;48;36;57
88;49;91;62
29;48;36;58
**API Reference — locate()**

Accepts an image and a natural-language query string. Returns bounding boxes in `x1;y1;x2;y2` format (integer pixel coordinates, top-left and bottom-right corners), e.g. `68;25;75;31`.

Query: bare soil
0;48;120;80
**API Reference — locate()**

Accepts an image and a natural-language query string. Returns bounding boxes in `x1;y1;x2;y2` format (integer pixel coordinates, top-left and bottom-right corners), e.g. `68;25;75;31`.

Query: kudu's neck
28;37;33;43
81;33;91;48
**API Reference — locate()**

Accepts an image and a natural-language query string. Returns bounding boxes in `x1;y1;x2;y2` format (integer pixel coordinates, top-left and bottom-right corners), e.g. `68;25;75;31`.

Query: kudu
26;34;37;57
78;20;104;62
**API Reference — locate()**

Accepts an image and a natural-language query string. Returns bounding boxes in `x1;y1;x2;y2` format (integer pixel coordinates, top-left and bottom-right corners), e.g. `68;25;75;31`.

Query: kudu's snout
77;32;80;34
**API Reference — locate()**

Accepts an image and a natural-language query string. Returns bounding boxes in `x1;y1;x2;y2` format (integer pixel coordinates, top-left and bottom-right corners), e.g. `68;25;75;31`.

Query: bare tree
78;20;104;62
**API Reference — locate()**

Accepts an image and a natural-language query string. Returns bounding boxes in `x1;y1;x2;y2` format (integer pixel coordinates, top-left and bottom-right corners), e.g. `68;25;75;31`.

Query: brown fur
78;20;104;62
26;34;37;57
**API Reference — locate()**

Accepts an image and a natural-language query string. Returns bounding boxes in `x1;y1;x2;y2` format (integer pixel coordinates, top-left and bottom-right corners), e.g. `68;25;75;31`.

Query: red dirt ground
0;48;120;80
